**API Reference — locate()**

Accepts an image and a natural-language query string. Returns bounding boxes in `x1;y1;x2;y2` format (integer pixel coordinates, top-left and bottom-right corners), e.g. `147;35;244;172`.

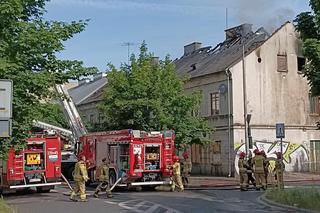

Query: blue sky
45;0;311;71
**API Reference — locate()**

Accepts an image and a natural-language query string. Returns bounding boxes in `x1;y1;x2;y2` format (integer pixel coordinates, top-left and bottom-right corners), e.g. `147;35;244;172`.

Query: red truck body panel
78;130;175;185
1;135;62;190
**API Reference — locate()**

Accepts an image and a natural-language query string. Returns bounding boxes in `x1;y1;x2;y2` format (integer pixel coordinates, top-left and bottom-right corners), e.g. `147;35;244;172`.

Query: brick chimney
184;42;202;56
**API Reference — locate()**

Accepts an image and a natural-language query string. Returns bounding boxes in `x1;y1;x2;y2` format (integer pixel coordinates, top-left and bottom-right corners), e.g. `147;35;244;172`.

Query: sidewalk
187;172;320;189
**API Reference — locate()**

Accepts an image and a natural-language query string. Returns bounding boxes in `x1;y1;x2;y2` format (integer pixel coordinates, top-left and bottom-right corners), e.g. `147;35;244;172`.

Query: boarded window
277;54;288;72
297;57;306;72
213;141;221;154
310;95;320;114
210;92;220;115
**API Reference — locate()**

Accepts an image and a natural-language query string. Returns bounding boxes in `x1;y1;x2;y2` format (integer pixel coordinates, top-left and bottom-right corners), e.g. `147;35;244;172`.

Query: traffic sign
0;79;13;138
0;120;11;137
0;79;13;118
276;123;285;138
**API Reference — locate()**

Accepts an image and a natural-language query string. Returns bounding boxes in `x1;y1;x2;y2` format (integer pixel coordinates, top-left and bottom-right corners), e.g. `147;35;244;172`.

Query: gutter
225;68;232;177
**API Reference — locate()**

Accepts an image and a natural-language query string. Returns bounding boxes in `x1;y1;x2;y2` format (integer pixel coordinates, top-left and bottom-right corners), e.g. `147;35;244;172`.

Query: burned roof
174;24;269;79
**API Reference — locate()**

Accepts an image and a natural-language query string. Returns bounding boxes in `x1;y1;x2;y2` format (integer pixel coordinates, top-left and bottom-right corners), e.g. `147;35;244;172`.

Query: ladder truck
54;84;89;179
55;84;176;187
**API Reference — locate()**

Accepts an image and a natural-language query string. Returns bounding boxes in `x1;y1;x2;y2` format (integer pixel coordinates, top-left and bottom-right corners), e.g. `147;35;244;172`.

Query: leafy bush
266;188;320;211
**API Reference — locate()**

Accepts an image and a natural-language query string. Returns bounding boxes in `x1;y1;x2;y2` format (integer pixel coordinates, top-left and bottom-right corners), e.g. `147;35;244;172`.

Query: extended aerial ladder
55;84;88;145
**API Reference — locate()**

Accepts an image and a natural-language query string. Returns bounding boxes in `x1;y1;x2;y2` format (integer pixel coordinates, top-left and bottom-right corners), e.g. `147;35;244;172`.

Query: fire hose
61;174;73;191
61;173;122;192
110;178;122;191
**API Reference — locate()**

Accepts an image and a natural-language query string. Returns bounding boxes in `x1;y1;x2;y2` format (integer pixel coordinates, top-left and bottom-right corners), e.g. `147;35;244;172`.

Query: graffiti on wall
234;140;309;174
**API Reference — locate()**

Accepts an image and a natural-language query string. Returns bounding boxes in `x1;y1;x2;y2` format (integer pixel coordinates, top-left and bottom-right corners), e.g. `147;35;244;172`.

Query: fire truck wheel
135;186;142;192
36;186;54;193
67;165;75;180
109;170;116;186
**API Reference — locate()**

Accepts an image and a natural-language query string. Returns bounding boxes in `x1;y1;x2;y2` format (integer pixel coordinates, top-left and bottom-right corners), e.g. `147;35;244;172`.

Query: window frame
277;54;288;72
210;92;220;116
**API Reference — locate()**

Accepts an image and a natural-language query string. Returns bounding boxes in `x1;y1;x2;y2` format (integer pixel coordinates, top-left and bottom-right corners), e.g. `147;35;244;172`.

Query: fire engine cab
78;129;175;187
0;135;62;193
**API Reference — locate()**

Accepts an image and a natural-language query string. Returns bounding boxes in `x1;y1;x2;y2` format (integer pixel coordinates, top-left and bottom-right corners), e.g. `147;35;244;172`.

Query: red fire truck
0;135;62;193
78;129;175;187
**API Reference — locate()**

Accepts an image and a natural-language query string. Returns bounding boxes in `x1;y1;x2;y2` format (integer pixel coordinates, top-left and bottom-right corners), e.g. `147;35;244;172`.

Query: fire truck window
119;144;129;171
145;146;160;170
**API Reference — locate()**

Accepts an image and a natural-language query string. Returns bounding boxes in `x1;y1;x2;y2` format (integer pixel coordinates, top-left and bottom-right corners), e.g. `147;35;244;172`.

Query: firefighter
246;151;256;187
181;151;192;187
171;156;184;192
94;158;113;198
274;152;285;189
238;152;248;191
261;150;270;187
252;149;266;190
70;156;89;202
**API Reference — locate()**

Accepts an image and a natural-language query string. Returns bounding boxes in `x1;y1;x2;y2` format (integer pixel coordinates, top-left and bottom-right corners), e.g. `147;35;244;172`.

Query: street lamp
242;45;249;155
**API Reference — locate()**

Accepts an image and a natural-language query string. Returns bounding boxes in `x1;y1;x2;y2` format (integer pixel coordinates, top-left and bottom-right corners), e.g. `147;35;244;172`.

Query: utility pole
121;42;136;64
242;45;249;156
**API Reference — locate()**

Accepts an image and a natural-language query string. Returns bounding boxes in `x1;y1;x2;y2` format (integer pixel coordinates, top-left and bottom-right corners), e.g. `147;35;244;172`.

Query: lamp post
242;45;249;155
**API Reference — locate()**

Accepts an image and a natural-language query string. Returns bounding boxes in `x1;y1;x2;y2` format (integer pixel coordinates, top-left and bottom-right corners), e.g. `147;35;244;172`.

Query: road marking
104;200;118;205
118;199;184;213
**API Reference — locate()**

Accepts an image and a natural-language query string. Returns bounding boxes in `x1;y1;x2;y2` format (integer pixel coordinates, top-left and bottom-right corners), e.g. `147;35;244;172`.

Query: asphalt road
5;185;300;213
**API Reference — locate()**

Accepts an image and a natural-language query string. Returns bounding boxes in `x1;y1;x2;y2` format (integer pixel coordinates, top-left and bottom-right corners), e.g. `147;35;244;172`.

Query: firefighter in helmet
246;150;256;187
260;150;270;187
181;151;192;187
252;149;266;190
171;156;184;192
70;155;89;202
238;152;248;191
274;152;285;189
94;158;113;198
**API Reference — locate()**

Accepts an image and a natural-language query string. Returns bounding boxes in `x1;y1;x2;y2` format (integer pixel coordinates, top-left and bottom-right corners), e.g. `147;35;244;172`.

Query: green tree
99;42;212;148
0;0;97;159
294;0;320;95
36;103;69;128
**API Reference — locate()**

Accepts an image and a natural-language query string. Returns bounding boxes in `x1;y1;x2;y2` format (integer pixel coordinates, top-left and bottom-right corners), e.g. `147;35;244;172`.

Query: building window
277;54;288;72
188;63;197;72
89;114;94;123
310;95;320;114
210;92;220;115
213;141;221;154
297;57;306;72
98;113;104;124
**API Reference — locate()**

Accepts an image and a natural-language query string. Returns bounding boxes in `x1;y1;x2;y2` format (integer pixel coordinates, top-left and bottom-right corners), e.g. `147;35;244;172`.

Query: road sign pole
276;123;285;189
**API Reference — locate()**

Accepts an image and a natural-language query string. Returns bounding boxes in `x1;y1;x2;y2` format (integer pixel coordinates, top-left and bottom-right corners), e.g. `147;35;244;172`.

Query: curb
186;186;239;191
259;193;319;213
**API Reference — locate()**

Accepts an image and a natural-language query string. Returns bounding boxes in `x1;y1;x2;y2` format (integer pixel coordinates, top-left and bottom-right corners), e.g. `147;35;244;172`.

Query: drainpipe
225;69;232;177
